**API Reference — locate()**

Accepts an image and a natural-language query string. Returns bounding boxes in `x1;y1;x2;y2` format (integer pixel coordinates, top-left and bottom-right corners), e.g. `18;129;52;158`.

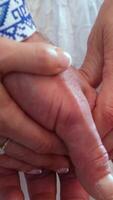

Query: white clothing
28;0;103;67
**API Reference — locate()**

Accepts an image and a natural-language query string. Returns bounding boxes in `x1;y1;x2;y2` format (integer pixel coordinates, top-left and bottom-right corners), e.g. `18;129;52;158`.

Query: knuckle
84;144;109;179
94;149;109;172
95;95;113;124
101;103;113;124
94;99;113;136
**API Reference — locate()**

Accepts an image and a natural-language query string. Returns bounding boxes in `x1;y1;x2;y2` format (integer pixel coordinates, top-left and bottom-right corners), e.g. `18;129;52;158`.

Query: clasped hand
1;1;113;200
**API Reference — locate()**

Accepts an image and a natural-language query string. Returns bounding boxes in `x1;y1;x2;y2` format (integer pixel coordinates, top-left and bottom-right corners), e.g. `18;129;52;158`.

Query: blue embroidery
0;0;36;41
0;1;10;26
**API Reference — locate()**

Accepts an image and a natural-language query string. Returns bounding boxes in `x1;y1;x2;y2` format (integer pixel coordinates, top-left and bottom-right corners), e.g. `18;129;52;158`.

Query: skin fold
2;1;113;198
4;67;113;200
0;34;72;200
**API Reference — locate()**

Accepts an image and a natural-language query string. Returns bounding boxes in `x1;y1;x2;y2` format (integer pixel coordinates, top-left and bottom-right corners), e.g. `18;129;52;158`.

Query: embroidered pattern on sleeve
0;0;36;41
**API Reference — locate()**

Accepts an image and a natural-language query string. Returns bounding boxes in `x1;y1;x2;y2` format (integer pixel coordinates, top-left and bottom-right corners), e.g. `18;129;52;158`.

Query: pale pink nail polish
26;169;43;175
57;168;69;174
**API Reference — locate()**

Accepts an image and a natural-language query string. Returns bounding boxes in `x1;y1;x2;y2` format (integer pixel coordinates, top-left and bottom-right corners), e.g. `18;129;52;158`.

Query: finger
0;37;71;75
88;4;113;198
5;69;113;200
93;68;113;140
58;69;113;200
0;167;24;200
93;54;113;139
59;172;89;200
4;139;70;171
74;69;97;111
102;131;113;153
0;83;67;155
93;0;113;138
101;130;113;161
0;155;35;172
80;12;103;88
26;171;56;200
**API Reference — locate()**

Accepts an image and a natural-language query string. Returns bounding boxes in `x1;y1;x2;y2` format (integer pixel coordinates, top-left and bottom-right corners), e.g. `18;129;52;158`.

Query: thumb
4;67;113;200
0;37;72;75
58;69;113;200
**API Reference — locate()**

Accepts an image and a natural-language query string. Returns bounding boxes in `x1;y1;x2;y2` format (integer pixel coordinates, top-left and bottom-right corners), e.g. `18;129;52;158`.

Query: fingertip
26;169;43;175
57;168;69;174
56;49;72;69
46;47;72;74
24;42;72;75
95;174;113;200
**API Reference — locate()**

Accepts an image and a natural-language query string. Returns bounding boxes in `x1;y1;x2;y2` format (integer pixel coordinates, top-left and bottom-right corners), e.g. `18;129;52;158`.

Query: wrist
25;32;51;44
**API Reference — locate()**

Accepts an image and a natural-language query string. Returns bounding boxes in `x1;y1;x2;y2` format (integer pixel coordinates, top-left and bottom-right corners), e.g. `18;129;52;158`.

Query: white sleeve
0;0;36;41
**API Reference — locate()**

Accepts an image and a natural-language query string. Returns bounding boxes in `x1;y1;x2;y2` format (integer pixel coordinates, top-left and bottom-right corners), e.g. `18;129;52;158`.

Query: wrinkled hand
79;0;113;198
16;1;113;199
0;35;72;199
80;0;113;161
0;35;71;170
3;33;89;200
4;66;113;200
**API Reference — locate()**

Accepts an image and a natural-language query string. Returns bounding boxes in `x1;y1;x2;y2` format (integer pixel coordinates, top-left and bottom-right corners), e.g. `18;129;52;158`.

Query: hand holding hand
0;35;72;199
5;67;113;200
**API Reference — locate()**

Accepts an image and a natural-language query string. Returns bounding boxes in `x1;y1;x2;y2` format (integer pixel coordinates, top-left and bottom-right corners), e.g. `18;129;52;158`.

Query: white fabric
22;1;104;200
28;0;103;67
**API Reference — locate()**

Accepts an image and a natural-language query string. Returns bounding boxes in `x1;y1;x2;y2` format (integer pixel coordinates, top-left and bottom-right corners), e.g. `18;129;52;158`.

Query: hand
0;35;72;199
78;0;113;198
22;33;90;200
79;0;113;166
5;66;113;200
12;1;113;199
0;35;71;170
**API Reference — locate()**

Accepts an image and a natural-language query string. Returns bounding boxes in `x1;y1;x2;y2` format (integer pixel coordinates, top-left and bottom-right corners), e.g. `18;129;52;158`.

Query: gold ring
0;139;9;155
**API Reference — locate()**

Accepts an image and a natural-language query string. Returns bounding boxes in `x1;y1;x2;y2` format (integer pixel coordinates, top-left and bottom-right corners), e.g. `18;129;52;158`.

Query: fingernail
95;174;113;200
48;47;72;69
57;168;69;174
26;169;43;175
57;50;72;68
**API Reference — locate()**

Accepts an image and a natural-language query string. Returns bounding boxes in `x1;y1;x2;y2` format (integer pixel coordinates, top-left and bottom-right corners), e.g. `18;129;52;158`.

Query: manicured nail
57;168;69;174
48;47;72;69
57;50;72;68
26;169;43;175
95;174;113;200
